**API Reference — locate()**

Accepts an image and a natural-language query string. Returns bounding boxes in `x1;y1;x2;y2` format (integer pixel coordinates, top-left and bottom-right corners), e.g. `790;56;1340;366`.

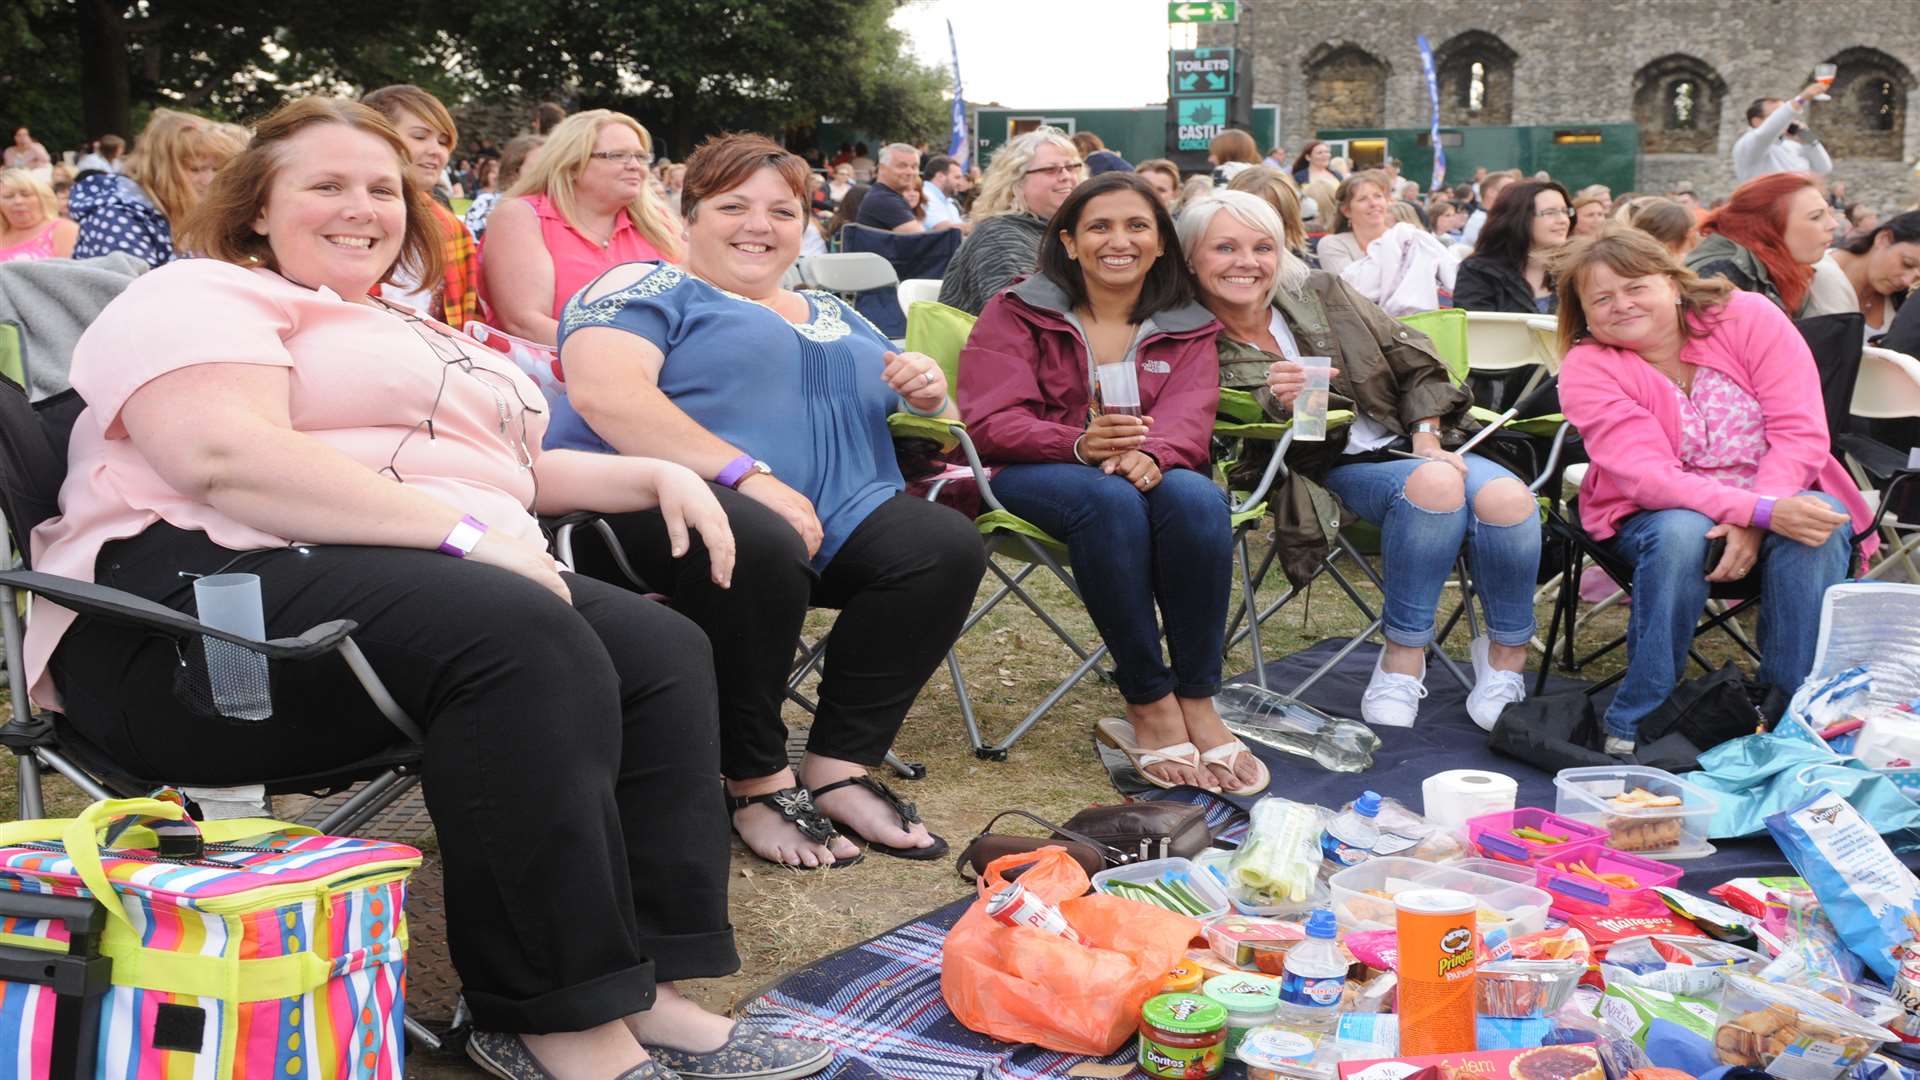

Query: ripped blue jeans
1321;453;1542;649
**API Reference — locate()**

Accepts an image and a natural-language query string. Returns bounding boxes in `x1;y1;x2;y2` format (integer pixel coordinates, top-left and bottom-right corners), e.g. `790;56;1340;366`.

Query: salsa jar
1140;993;1229;1079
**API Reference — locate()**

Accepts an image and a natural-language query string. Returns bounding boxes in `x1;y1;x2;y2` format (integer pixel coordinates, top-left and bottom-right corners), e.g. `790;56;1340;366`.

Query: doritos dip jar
1139;993;1228;1079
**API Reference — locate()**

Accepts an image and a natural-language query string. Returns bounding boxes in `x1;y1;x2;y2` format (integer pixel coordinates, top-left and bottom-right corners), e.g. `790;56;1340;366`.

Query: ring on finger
920;370;933;386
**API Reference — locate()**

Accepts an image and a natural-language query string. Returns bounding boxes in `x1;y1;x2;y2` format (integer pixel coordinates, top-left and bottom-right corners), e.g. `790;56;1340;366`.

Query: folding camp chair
0;378;446;1050
896;278;943;311
1461;310;1557;410
1843;346;1920;580
0;321;23;388
834;225;964;338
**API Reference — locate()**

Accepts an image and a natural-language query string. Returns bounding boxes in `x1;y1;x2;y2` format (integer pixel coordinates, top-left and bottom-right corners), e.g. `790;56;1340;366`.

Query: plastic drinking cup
1293;356;1333;442
193;573;272;722
1814;63;1837;101
1097;361;1142;417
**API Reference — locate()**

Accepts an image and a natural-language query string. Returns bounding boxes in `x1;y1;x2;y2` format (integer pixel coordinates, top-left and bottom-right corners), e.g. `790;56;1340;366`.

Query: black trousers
577;488;985;780
50;524;738;1034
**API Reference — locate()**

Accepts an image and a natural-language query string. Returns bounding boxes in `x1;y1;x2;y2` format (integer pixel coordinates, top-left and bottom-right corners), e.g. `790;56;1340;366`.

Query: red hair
1699;172;1823;315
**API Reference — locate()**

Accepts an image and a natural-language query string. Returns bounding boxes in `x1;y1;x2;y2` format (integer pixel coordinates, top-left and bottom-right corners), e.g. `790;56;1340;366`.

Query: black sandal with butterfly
809;775;950;861
726;786;864;870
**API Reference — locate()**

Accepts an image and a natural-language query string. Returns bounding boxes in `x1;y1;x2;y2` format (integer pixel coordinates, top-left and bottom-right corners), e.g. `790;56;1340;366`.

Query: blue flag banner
947;20;969;167
1416;34;1445;191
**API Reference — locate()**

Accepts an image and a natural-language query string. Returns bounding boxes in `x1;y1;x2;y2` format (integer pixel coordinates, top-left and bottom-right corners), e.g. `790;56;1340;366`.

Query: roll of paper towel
1422;769;1519;828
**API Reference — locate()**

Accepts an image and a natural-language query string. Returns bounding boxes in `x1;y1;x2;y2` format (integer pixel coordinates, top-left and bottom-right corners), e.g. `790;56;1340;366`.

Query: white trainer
1466;636;1528;732
1604;736;1637;757
1361;648;1427;728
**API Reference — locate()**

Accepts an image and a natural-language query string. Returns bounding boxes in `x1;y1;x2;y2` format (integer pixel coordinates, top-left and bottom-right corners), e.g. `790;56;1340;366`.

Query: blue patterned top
70;173;176;268
551;262;907;568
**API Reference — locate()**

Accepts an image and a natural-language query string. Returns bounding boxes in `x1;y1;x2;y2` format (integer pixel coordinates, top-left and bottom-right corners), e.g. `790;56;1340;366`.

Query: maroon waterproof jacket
957;274;1222;471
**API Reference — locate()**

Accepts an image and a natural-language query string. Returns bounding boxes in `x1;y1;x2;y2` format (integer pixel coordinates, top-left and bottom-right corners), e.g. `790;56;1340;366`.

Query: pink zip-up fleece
1560;288;1875;553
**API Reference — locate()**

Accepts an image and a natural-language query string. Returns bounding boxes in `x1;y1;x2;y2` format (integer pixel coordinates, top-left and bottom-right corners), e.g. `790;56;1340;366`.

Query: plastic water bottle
1321;791;1381;868
1213;683;1380;773
1278;909;1348;1029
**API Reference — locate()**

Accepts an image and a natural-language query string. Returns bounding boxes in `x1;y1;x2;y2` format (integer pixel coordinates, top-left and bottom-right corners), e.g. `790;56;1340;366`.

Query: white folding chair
896;278;942;312
1847;346;1920;580
1463;310;1555;404
799;252;899;296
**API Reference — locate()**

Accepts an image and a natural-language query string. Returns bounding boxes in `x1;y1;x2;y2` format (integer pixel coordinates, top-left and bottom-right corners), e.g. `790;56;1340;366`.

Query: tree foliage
1;0;948;157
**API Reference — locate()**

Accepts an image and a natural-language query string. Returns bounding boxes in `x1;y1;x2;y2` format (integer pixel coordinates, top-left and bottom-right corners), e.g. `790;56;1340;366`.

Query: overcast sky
893;0;1185;109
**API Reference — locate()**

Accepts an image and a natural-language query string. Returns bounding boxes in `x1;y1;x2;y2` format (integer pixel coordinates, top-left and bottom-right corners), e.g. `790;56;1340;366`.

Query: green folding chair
0;322;24;389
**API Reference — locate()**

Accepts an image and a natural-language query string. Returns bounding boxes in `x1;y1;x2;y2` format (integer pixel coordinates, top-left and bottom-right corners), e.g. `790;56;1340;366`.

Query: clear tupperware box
1552;765;1719;861
1090;855;1231;921
1326;856;1551;935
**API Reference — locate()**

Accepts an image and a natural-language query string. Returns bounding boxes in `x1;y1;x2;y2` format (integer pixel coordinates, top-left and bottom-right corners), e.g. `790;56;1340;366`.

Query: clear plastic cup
193;573;272;722
1293;356;1332;442
1097;361;1141;417
1814;63;1837;101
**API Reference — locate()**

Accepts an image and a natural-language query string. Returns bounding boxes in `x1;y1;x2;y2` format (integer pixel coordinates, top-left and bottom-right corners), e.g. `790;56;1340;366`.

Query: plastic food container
1453;858;1542;887
1196;847;1328;917
1713;973;1896;1080
1534;843;1684;918
1553;765;1719;861
1467;808;1610;864
1327;856;1552;935
1093;856;1231;921
1239;1023;1337;1080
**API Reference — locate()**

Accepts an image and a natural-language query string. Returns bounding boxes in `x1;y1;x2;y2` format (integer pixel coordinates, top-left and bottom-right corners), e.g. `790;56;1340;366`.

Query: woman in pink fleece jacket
1557;227;1872;754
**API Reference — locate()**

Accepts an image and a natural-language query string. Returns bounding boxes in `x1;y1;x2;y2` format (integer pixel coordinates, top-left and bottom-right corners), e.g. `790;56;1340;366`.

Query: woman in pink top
1557;227;1871;755
0;167;78;261
481;110;681;344
32;97;833;1079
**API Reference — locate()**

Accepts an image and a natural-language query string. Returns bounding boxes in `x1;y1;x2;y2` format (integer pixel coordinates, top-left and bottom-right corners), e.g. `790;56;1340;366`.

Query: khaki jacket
1216;271;1475;586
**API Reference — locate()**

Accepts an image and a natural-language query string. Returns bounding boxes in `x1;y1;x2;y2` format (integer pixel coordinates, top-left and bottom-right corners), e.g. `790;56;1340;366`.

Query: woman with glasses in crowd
31;96;835;1080
960;172;1266;796
549;133;984;872
481;110;682;345
1181;190;1539;732
937;126;1083;315
71;108;242;268
1684;172;1836;318
1455;179;1572;314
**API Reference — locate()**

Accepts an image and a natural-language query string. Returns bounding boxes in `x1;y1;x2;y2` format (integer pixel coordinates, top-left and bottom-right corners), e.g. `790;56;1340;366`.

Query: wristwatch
438;515;488;558
715;453;774;489
1411;421;1442;437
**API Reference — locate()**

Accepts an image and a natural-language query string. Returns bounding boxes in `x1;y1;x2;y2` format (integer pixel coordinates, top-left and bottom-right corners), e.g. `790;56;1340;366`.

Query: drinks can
1890;942;1920;1039
986;881;1086;945
1395;889;1478;1055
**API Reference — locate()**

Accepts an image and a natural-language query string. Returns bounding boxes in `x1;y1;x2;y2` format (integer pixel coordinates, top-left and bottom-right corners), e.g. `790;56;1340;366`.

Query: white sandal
1199;740;1271;797
1095;717;1204;790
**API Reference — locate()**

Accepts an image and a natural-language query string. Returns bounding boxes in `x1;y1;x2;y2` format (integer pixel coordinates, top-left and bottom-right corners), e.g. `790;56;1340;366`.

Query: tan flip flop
1200;740;1271;797
1095;717;1205;790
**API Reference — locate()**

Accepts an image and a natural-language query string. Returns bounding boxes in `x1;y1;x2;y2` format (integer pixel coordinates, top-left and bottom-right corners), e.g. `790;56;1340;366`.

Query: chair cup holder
172;634;277;724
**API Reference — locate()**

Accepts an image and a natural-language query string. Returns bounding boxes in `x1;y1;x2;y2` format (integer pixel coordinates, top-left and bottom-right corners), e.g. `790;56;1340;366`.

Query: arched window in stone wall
1632;54;1726;154
1434;31;1516;125
1812;47;1913;160
1305;43;1388;131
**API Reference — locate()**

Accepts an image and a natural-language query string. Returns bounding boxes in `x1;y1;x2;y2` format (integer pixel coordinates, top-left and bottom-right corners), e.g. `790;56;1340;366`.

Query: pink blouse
523;194;664;320
1671;367;1767;489
27;259;551;706
0;221;59;263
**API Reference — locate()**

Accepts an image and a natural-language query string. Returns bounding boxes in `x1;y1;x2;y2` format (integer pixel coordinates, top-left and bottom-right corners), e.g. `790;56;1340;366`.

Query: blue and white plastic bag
1766;788;1920;982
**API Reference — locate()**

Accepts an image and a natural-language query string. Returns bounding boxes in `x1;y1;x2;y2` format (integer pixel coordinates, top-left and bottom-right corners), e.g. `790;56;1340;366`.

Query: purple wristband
438;515;487;557
713;453;757;489
1751;496;1777;532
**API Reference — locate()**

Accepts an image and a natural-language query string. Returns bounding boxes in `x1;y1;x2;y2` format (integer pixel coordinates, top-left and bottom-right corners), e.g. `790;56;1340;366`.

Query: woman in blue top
548;133;985;870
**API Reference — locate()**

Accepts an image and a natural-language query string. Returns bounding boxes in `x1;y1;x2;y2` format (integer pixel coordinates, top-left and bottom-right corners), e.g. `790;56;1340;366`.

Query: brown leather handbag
954;803;1215;880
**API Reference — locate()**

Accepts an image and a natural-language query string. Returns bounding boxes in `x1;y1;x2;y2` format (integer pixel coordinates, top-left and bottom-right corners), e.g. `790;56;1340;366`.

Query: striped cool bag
0;797;421;1080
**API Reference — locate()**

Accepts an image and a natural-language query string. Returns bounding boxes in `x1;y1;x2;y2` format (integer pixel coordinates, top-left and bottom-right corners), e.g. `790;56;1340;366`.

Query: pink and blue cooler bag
0;797;422;1080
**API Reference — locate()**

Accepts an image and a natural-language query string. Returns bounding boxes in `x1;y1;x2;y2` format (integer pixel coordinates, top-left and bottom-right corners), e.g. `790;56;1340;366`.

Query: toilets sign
1171;48;1234;98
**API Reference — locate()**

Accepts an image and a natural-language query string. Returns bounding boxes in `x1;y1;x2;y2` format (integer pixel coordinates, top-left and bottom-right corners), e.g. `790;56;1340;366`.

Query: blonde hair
970;126;1079;220
0;167;57;223
121;109;243;235
1176;190;1312;304
506;109;680;260
1301;178;1339;225
1226;165;1308;253
1551;225;1733;357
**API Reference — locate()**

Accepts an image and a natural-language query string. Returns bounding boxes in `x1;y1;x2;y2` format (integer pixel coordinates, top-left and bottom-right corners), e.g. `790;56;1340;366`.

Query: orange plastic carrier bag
940;846;1199;1054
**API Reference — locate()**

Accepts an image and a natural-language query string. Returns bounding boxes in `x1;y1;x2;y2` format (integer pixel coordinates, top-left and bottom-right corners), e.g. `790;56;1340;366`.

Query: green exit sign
1168;1;1237;23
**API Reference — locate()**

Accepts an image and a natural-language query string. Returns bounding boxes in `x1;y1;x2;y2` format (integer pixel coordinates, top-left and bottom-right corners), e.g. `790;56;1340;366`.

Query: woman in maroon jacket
958;172;1266;796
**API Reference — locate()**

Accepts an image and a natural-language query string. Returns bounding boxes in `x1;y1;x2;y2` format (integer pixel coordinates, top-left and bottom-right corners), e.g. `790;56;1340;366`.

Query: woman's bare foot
727;769;861;868
800;755;934;852
1127;695;1215;791
519;1021;651;1078
622;983;736;1054
1179;695;1263;789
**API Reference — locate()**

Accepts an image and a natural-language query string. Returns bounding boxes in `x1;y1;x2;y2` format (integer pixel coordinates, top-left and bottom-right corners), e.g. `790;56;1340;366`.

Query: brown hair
1209;128;1260;166
121;109;243;238
179;97;444;289
497;133;545;188
98;133;125;159
1330;169;1392;233
359;84;459;150
681;132;810;222
1626;198;1698;253
1551;224;1732;356
1226;164;1308;253
1069;131;1106;156
1135;158;1182;190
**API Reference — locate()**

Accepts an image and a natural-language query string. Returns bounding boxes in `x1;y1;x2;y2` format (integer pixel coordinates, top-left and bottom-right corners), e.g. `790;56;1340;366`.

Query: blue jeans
1600;491;1850;740
990;464;1232;704
1322;453;1541;649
